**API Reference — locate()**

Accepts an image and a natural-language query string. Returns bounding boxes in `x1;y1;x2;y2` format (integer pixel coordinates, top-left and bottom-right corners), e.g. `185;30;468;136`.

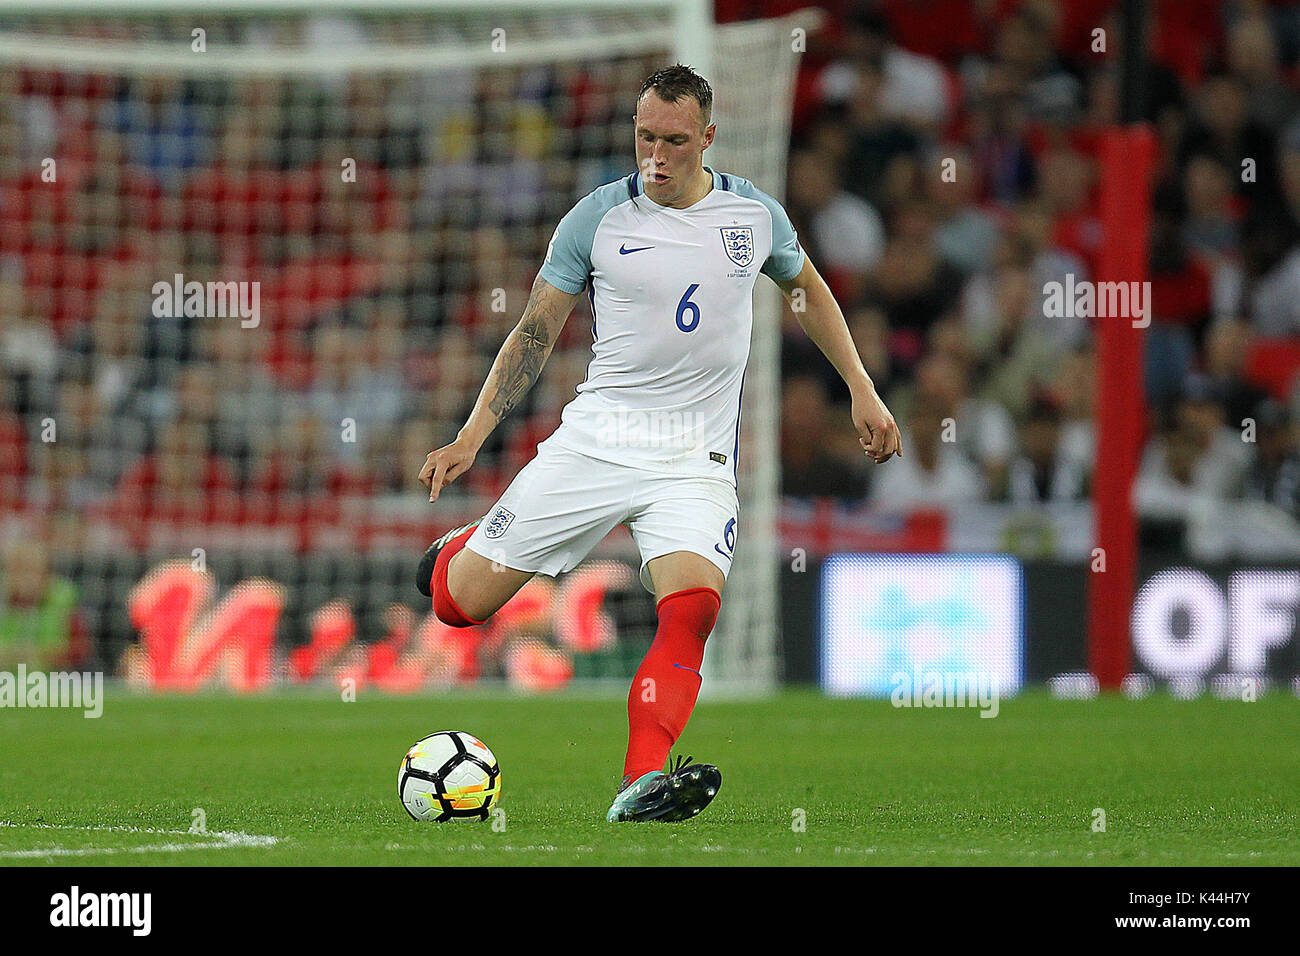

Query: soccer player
417;65;901;822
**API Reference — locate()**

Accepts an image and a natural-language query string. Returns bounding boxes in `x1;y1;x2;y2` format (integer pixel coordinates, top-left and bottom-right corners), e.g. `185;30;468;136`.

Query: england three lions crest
484;506;515;539
720;226;755;268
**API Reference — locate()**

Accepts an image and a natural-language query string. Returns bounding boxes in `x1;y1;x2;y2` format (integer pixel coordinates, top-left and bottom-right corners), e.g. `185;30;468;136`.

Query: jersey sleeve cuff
538;266;586;294
765;249;806;282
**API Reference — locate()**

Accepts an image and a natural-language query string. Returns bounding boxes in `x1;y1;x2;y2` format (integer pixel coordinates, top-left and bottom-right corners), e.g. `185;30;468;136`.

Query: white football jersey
538;166;804;487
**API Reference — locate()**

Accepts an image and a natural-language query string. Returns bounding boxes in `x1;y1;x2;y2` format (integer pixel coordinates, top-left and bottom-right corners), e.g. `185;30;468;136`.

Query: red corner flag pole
1088;124;1155;689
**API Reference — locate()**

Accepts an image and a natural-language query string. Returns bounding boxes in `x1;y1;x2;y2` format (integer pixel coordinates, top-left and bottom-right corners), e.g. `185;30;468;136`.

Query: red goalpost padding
1087;124;1156;689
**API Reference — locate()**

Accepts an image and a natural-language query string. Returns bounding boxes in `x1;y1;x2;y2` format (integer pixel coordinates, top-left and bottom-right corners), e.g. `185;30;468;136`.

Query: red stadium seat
1244;338;1300;402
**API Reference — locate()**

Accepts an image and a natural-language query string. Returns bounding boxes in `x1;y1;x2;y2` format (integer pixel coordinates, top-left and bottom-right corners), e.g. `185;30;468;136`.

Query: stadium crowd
778;0;1300;527
4;1;1300;665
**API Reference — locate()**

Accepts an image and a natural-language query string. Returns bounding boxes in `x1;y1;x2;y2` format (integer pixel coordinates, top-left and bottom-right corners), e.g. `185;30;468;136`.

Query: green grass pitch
1;690;1296;866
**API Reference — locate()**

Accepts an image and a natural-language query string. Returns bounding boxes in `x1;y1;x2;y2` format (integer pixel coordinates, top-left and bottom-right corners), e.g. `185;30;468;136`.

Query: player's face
633;92;715;206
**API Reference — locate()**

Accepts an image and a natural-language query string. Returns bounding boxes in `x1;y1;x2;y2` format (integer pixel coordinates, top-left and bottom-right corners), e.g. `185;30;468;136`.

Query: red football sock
621;586;721;787
431;526;487;628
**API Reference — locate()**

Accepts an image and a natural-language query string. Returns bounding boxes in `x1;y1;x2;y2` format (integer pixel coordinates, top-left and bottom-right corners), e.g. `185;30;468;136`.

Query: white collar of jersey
633;165;727;209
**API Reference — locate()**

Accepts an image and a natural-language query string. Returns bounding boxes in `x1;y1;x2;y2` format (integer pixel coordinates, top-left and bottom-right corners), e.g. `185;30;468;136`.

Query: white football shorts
463;438;739;594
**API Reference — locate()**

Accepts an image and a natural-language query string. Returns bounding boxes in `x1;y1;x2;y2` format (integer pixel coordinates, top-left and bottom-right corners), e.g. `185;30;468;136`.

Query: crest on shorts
484;506;515;539
719;226;755;268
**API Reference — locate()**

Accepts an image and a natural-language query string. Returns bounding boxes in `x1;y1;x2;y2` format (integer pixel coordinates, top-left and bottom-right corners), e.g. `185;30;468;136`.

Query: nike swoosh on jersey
618;243;654;254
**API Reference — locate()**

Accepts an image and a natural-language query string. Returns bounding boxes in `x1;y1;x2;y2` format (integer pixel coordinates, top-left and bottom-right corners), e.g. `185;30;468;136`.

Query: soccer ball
398;731;501;822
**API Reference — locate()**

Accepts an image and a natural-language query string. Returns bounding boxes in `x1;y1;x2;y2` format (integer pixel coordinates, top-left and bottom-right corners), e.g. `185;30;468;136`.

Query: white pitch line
0;821;280;858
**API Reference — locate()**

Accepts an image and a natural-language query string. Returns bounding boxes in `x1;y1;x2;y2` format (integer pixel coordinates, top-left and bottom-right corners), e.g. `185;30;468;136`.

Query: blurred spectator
1181;153;1241;260
819;9;951;132
113;419;237;530
870;397;983;509
1145;200;1215;403
372;418;444;496
1182;67;1280;226
1246;117;1300;335
786;148;885;302
307;320;405;463
245;408;345;530
862;202;964;369
1150;199;1215;334
888;351;1015;496
0;283;60;418
1048;346;1097;490
101;76;211;185
845;304;897;398
988;4;1084;127
0;535;85;670
1226;12;1296;131
52;376;138;497
1136;375;1250;522
962;237;1072;419
0;381;26;514
964;60;1037;204
1034;146;1100;277
1203;317;1270;428
1006;394;1088;503
781;374;866;501
1009;200;1090;346
191;316;282;478
1242;398;1300;518
837;57;924;212
927;147;1001;275
1136;422;1217;526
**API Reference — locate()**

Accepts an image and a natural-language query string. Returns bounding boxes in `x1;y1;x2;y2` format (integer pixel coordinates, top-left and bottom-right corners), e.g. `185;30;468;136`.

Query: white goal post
0;0;812;692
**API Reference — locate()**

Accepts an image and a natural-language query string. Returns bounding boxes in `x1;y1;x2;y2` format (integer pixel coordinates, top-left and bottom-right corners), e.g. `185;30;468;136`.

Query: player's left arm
774;256;903;464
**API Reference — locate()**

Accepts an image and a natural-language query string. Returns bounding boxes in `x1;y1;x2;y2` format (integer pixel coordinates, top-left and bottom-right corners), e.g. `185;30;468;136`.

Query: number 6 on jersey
676;283;701;332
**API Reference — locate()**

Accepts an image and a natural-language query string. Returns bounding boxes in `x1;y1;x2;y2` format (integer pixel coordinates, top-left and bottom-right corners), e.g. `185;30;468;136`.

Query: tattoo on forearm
487;279;554;421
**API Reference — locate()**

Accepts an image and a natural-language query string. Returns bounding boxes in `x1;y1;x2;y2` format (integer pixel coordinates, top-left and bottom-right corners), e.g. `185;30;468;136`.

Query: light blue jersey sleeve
539;178;633;294
729;177;806;281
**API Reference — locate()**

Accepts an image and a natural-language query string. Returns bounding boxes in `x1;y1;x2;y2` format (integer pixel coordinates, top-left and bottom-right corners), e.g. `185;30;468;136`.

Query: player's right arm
419;188;609;502
418;274;581;503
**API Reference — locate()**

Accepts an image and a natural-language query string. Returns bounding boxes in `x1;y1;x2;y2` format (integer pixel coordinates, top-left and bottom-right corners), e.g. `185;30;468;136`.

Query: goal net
0;0;805;693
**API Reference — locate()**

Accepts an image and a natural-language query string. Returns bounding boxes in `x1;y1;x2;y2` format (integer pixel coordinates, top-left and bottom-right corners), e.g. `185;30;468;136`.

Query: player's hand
852;387;902;464
418;437;478;503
